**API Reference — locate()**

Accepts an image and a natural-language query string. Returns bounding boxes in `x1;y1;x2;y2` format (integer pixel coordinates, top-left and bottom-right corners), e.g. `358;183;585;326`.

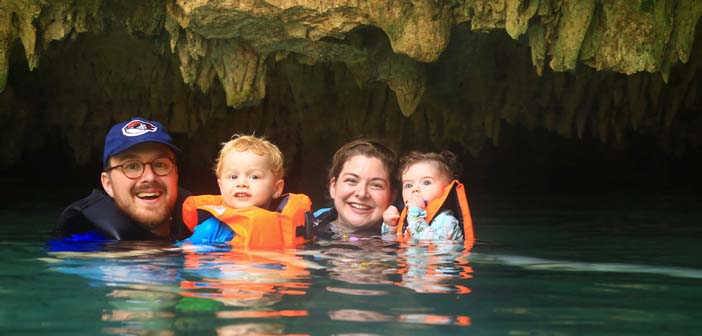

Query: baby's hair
214;134;284;179
398;150;461;182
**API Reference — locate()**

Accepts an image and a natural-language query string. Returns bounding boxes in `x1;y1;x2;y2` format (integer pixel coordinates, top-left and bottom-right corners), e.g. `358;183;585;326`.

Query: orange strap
396;180;474;246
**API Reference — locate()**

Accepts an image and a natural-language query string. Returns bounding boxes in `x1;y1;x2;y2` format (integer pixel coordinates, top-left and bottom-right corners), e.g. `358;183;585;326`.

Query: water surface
1;193;700;335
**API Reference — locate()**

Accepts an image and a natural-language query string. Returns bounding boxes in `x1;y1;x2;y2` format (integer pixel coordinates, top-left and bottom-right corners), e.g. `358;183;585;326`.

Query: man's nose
140;163;157;180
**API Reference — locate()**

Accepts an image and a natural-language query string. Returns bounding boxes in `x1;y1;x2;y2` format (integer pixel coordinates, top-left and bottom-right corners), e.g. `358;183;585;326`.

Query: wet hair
214;134;284;179
398;150;461;183
328;138;399;191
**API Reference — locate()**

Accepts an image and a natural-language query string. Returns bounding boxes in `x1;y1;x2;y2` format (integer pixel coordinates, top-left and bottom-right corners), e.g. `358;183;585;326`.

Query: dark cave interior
1;25;700;213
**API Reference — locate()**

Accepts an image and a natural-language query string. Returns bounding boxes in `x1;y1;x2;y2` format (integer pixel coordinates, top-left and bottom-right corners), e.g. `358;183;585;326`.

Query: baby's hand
383;205;400;227
406;194;426;210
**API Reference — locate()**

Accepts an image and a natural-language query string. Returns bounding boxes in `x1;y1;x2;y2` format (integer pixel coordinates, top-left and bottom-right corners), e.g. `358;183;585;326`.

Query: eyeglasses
105;157;175;179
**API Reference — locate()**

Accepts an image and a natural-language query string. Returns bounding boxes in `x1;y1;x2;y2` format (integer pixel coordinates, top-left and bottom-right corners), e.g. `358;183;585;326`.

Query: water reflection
46;242;183;334
394;241;473;294
13;202;702;335
215;323;285;335
316;238;397;286
44;239;477;334
316;238;475;329
180;248;315;308
329;309;471;326
316;238;474;294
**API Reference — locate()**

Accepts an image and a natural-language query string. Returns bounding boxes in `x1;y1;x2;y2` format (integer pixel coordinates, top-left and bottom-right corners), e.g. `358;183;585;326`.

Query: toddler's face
401;161;451;206
217;149;284;209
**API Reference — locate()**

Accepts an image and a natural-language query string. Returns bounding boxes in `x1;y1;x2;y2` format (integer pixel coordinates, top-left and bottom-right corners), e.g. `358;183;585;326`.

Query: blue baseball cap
103;118;181;167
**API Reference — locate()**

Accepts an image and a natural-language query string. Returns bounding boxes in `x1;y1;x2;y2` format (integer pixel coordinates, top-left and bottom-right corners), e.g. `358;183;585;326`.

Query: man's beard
113;181;174;235
127;206;171;231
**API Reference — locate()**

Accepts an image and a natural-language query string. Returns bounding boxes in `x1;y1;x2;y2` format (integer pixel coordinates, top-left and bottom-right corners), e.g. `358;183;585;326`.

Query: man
55;118;191;241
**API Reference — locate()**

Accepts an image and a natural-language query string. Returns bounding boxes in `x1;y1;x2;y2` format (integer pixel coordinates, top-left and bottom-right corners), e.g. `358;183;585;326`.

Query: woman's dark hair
397;150;461;182
328;138;399;191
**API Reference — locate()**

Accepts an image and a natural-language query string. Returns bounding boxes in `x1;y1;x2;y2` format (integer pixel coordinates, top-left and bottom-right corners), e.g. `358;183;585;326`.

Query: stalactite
505;0;539;39
0;0;701;169
548;0;595;72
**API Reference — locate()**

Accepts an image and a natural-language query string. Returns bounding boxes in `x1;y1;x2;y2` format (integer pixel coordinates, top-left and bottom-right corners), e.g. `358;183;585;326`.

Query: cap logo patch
122;120;158;137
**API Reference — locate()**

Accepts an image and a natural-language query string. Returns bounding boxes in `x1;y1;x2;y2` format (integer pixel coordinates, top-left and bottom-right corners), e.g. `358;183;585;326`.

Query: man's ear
101;172;114;198
273;179;285;198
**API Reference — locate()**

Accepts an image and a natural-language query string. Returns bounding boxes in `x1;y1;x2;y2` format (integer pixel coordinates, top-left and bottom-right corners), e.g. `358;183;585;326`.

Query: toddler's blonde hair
214;134;284;179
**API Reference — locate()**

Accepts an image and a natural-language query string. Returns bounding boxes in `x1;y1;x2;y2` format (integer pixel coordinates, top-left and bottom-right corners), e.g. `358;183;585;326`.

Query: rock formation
1;0;701;189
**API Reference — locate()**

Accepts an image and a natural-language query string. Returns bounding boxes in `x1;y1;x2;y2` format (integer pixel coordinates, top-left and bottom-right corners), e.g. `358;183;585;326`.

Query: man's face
101;142;178;236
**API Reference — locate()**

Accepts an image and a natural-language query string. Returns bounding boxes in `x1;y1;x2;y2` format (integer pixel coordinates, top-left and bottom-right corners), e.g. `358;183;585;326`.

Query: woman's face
328;155;395;232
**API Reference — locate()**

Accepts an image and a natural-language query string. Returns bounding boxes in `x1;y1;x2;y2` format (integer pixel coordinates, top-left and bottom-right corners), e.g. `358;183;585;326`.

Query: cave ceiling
1;0;701;172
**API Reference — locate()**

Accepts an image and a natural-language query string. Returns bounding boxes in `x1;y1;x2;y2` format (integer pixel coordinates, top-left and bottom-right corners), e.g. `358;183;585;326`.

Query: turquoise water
1;194;701;335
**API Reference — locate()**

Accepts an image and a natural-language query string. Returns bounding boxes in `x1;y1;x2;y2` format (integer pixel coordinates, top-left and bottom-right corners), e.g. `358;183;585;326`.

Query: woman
313;138;399;239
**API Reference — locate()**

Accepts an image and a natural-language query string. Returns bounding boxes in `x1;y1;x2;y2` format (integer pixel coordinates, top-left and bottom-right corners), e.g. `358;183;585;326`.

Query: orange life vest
395;180;475;247
182;193;312;248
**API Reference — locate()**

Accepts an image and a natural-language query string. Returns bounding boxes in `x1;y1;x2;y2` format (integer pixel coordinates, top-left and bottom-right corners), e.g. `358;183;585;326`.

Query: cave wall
1;0;701;201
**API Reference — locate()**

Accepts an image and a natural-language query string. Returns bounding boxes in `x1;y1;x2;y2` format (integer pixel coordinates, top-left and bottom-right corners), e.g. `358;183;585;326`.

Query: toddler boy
182;135;311;247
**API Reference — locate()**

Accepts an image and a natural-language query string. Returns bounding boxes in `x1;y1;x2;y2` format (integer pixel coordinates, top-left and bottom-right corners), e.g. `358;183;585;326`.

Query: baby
381;151;465;240
182;134;311;247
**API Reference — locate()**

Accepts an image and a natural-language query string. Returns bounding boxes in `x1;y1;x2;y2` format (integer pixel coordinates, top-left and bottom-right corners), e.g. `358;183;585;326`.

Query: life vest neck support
57;187;192;241
183;193;313;248
396;180;474;247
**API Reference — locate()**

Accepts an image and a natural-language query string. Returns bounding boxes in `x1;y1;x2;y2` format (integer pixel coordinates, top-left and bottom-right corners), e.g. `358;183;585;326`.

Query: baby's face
401;161;451;206
217;149;284;209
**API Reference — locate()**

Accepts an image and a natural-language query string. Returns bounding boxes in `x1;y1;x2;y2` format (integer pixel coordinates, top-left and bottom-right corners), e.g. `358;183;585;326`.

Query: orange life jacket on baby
183;193;313;248
395;180;474;247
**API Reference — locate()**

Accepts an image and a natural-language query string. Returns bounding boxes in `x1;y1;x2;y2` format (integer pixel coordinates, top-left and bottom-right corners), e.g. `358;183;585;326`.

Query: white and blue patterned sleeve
406;207;464;240
381;222;396;235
